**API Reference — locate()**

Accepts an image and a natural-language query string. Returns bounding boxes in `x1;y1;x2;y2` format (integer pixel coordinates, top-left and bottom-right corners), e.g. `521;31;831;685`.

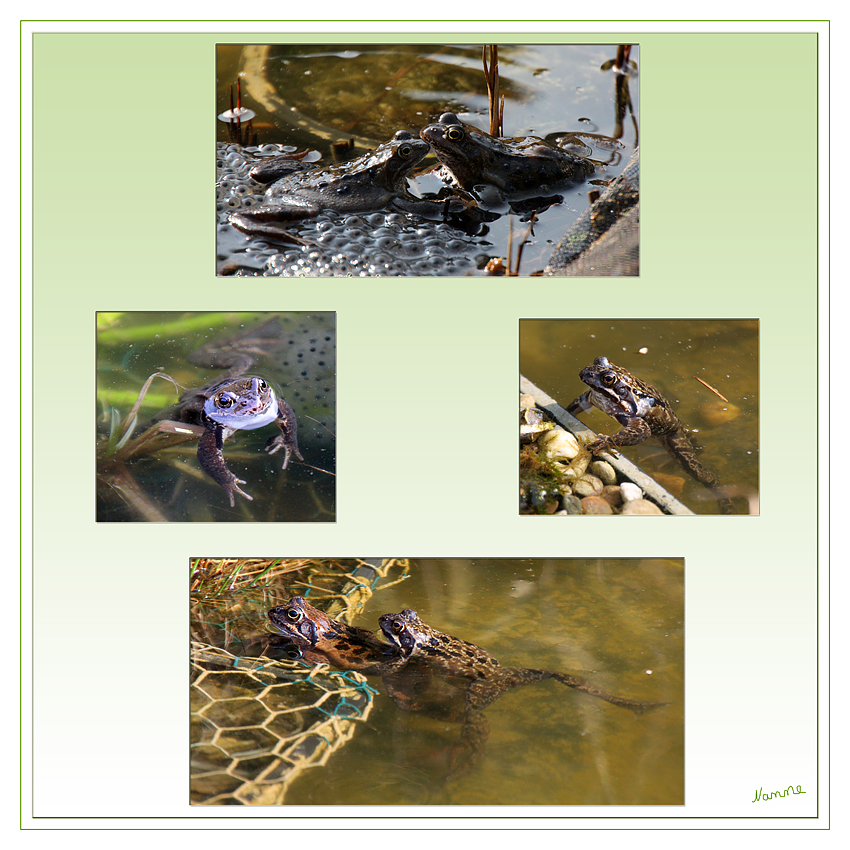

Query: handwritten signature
752;785;806;802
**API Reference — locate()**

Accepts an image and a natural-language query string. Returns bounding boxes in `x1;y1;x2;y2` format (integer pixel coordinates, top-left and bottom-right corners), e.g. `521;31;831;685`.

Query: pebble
589;460;617;485
560;494;584;515
574;474;603;497
581;496;614;515
538;428;582;462
620;482;643;502
599;485;624;508
620;498;664;515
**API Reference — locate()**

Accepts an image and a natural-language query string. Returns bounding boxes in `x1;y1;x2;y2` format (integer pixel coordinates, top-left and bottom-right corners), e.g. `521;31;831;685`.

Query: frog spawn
217;142;488;276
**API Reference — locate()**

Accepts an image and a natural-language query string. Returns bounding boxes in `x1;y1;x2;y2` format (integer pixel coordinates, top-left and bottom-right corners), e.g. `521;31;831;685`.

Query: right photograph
520;319;759;516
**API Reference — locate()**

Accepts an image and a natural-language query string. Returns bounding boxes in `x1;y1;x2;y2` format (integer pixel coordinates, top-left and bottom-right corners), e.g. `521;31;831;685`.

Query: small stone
581;496;614;515
589;460;617;485
520;393;536;408
620;482;643;502
620;498;664;515
538;428;581;461
574;474;603;497
560;494;584;515
599;485;624;507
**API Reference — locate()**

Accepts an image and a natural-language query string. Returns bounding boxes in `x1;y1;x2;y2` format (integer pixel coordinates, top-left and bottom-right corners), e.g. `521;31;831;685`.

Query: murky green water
217;43;638;274
521;319;759;514
282;558;683;806
96;311;335;522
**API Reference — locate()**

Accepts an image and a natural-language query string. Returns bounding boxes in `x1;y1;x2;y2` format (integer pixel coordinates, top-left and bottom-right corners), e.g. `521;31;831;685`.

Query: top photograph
216;43;639;277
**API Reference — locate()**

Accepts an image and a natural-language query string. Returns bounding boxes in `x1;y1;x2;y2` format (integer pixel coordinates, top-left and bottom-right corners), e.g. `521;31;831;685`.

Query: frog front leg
196;424;253;506
587;415;653;456
264;398;303;469
566;390;594;416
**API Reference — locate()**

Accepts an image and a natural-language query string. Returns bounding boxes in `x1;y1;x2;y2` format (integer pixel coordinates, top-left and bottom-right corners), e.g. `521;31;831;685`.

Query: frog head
267;596;334;645
378;608;432;656
202;376;279;431
579;356;659;421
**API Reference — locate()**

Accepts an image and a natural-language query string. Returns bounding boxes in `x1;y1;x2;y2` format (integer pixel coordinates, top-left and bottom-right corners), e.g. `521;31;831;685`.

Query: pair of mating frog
229;112;596;240
266;596;665;776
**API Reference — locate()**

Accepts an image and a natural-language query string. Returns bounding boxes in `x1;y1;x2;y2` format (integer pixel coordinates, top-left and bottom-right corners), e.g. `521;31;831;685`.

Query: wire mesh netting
190;557;409;805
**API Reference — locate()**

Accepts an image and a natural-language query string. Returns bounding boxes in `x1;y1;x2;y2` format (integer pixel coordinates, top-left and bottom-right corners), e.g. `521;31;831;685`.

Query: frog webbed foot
586;434;621;456
197;427;254;506
264;399;303;469
264;433;304;469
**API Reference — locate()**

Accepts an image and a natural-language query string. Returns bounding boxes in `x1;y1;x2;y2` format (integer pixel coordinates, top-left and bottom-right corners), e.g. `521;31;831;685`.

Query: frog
152;317;301;506
267;596;404;676
229;130;451;240
378;608;664;716
566;356;735;514
267;598;489;776
419;111;595;201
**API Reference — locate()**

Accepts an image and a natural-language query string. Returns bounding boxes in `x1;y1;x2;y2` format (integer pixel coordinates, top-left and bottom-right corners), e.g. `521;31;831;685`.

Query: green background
30;30;818;819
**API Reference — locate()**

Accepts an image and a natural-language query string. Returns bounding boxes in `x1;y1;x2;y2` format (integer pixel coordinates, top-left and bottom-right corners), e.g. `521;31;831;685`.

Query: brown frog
229;131;455;240
267;596;404;675
378;608;664;716
420;111;595;200
153;318;301;506
567;356;735;514
267;597;489;775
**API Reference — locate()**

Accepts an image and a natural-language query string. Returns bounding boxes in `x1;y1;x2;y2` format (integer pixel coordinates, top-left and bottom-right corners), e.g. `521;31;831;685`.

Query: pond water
216;43;638;276
520;319;760;515
279;557;683;807
96;311;335;522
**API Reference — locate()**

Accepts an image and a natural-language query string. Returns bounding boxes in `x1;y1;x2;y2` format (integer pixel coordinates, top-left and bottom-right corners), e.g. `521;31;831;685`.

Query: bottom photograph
190;557;684;807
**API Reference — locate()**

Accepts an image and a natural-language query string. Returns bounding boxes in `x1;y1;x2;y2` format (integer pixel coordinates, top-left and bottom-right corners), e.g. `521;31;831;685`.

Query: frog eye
446;126;464;142
397;144;413;159
390;618;405;634
257;379;268;391
601;372;617;387
215;393;234;408
284;605;304;623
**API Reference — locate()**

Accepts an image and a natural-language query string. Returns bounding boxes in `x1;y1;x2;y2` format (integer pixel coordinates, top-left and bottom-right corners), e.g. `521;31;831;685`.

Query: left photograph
96;311;335;522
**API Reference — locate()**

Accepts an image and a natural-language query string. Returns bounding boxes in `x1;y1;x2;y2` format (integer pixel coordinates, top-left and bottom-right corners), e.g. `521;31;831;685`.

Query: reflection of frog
420;112;594;200
567;356;735;514
230;131;446;239
154;318;301;506
378;608;663;715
